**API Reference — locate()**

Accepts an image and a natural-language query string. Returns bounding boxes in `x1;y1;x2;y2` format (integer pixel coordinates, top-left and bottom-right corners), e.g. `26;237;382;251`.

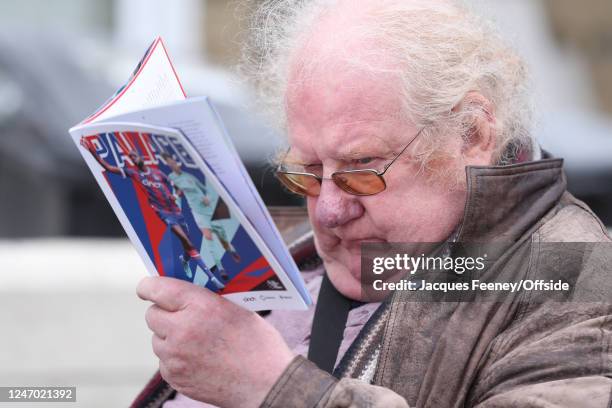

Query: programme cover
70;122;307;311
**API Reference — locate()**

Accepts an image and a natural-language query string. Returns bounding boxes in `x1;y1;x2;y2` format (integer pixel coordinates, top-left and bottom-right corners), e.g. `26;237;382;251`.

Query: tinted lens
332;170;386;195
276;172;321;196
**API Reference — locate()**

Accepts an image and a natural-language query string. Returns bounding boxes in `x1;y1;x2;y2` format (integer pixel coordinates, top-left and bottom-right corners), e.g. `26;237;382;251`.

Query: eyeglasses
275;128;424;197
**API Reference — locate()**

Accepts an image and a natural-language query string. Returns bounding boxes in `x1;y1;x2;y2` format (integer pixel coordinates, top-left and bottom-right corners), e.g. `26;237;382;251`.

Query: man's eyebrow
341;149;372;159
335;132;398;160
337;145;392;160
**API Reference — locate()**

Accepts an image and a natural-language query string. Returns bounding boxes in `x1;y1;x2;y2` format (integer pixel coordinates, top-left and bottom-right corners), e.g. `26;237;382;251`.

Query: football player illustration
162;153;241;281
80;136;225;290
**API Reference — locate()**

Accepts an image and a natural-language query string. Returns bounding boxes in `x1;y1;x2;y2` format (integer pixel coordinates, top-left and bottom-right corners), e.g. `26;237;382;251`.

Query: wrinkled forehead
287;62;402;121
286;23;404;114
285;53;412;162
283;9;414;160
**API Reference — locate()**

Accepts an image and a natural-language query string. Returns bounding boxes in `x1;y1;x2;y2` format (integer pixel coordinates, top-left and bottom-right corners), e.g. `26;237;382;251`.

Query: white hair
239;0;535;167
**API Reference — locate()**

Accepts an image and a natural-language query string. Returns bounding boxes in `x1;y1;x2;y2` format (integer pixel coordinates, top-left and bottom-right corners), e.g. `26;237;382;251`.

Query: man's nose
314;179;364;229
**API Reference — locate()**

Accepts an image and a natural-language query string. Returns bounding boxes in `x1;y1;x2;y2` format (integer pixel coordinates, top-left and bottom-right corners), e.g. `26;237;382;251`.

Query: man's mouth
340;237;386;248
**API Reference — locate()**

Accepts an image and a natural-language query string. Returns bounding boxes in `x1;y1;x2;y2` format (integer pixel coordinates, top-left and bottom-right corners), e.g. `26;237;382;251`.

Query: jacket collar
456;153;566;243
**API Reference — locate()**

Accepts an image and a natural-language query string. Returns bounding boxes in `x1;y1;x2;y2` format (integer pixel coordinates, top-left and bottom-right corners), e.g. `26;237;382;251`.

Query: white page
83;37;186;124
207;101;313;302
93;98;312;304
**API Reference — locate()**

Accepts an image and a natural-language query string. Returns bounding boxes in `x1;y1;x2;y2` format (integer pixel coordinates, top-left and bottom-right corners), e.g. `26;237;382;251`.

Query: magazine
69;37;311;311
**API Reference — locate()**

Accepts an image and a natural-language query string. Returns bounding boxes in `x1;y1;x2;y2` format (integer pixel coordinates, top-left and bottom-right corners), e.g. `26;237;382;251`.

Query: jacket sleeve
260;355;409;408
475;376;612;408
471;303;612;408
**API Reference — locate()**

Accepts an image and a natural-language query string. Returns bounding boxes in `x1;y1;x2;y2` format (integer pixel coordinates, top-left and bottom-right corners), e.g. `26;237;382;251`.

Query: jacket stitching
486;236;539;365
315;378;338;408
378;291;401;386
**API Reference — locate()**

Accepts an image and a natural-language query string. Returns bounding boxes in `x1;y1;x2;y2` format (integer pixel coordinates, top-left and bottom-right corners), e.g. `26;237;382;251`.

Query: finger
144;304;174;339
137;276;192;311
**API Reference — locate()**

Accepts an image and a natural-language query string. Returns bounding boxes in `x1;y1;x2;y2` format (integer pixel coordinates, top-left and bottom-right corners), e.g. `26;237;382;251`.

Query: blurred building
545;0;612;115
0;0;610;238
0;0;299;238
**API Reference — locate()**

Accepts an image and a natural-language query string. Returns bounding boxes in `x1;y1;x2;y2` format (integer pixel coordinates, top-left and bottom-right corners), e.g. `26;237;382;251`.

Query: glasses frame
276;127;425;197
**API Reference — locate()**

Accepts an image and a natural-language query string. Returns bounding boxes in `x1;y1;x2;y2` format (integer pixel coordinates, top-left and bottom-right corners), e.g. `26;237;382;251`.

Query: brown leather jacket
261;157;612;408
133;157;612;408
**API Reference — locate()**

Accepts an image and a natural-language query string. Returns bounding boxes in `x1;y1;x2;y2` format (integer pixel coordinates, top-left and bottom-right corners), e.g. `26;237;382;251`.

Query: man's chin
318;239;392;300
326;267;392;302
323;258;384;301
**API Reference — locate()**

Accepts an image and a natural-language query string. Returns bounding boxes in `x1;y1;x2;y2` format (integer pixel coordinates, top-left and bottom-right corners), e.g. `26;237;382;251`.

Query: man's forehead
285;60;412;156
285;72;413;163
283;3;417;162
286;2;405;103
286;56;406;141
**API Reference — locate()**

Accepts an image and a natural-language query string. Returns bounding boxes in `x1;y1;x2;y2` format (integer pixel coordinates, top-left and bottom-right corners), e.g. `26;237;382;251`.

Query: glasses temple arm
276;147;292;171
380;127;425;174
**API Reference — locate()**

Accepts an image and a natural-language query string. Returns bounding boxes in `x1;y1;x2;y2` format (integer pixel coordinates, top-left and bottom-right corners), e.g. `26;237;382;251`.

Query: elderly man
134;0;612;407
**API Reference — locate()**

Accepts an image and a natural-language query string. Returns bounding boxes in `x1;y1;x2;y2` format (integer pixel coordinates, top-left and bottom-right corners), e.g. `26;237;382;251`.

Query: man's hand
202;196;210;206
137;276;294;408
202;228;213;241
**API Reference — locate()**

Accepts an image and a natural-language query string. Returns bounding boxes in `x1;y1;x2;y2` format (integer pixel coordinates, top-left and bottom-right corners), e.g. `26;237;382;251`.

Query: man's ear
453;91;496;166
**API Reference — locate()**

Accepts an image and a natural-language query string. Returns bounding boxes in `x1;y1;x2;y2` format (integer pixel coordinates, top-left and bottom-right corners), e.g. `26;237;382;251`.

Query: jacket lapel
374;157;567;407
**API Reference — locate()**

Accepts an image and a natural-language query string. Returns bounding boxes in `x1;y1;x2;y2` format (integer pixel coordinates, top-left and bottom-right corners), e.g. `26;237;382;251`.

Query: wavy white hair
239;0;535;167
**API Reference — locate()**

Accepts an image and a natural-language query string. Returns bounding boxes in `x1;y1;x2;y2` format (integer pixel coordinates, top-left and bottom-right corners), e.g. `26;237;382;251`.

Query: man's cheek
313;228;339;251
307;200;325;232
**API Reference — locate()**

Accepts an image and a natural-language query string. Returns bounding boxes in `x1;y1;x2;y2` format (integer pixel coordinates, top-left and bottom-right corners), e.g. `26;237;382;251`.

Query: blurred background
0;0;610;406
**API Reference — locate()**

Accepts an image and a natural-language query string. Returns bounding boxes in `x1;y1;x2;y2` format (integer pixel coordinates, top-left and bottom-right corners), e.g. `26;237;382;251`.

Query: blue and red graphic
81;130;285;294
